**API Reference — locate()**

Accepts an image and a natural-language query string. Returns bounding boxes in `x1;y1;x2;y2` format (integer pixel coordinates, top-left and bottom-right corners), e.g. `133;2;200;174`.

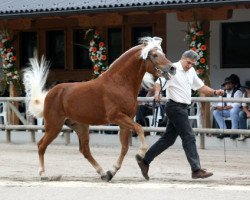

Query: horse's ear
152;37;162;46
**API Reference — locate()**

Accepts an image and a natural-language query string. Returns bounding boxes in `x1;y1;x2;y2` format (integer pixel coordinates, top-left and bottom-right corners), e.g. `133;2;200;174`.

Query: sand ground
0;131;250;200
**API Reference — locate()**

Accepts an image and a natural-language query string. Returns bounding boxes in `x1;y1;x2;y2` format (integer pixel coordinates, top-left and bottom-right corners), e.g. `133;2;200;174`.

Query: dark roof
0;0;249;19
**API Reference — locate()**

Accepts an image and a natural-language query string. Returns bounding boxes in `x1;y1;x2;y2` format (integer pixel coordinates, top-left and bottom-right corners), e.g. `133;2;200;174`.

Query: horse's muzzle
161;65;176;80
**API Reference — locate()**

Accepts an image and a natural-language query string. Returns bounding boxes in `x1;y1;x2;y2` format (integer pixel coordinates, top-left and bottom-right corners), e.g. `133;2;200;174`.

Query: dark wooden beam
177;8;233;22
0;19;32;30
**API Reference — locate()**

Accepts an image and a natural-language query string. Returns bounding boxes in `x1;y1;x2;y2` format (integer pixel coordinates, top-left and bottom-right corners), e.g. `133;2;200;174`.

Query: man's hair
181;50;199;61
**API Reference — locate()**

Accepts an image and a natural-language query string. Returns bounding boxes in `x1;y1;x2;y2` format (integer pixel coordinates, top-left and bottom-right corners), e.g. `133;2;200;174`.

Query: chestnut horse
23;37;176;181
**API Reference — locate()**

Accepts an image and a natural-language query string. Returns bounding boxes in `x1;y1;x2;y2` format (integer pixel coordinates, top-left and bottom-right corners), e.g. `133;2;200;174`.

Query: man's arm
153;83;161;101
198;85;224;96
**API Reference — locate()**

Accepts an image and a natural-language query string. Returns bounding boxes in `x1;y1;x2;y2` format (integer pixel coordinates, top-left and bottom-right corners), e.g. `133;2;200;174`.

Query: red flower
7;48;11;52
197;31;204;36
200;45;207;51
93;65;99;71
101;55;107;61
11;56;16;61
197;69;203;74
192;36;196;41
200;58;206;64
191;47;197;52
92;47;97;53
99;42;105;47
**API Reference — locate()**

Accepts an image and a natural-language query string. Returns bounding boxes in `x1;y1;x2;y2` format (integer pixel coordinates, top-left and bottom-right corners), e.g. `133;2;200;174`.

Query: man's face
181;58;196;71
246;88;250;94
224;82;234;91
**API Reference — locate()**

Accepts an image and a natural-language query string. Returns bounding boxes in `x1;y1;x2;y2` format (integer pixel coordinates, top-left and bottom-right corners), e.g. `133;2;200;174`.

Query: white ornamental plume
140;37;163;60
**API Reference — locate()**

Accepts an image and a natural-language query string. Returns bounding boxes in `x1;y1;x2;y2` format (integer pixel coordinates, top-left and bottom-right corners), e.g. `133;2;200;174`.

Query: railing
1;97;250;148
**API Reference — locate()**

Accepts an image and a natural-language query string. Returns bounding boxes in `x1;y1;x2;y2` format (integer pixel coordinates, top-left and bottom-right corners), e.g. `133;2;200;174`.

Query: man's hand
214;89;224;96
154;92;161;102
215;106;223;111
223;105;232;110
153;83;161;102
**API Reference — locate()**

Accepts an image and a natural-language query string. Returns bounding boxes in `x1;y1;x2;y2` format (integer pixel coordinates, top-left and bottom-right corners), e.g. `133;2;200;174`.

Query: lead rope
158;78;167;121
221;96;227;162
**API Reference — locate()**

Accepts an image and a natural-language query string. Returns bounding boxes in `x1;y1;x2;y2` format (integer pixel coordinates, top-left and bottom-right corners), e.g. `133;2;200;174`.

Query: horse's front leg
113;114;148;159
105;127;130;180
64;119;106;179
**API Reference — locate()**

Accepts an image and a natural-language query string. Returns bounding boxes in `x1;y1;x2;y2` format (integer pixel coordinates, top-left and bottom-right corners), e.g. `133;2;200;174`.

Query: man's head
180;50;198;71
222;77;234;91
229;74;241;86
243;81;250;93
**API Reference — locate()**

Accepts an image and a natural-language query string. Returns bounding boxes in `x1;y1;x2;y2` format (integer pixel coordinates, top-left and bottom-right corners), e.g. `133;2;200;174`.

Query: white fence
1;97;250;148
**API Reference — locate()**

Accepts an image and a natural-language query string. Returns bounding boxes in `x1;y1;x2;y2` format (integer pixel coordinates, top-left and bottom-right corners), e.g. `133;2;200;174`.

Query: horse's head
140;37;176;80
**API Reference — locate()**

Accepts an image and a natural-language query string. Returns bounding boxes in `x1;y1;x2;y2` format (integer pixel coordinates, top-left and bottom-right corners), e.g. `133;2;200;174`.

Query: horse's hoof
106;171;113;181
40;176;49;181
50;175;62;181
39;170;45;176
40;175;62;181
101;171;113;182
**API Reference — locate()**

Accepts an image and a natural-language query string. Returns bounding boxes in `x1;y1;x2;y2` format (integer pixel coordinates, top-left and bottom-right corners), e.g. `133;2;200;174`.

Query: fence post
64;131;71;145
200;133;205;149
9;82;20;125
5;129;11;143
30;130;36;143
129;132;132;146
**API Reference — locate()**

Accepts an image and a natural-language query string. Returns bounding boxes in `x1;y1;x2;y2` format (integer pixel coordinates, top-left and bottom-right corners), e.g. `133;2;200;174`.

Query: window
221;22;250;68
108;28;122;64
46;30;65;69
131;27;152;46
19;32;37;68
73;29;92;69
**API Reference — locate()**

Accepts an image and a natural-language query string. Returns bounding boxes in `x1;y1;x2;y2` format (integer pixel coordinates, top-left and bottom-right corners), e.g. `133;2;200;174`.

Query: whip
221;96;227;162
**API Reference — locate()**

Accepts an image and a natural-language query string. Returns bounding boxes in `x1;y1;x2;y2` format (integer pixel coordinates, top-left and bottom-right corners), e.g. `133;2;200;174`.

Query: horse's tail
23;56;50;118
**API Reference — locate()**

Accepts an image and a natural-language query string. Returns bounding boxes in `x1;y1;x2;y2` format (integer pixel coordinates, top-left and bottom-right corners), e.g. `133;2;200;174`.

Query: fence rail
1;97;250;148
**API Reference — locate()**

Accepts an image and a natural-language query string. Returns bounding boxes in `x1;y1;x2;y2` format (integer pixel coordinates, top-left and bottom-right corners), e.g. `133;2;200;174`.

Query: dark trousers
144;100;201;172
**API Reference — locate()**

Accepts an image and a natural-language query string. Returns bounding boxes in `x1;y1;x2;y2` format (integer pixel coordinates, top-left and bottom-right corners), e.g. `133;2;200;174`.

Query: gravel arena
0;131;250;200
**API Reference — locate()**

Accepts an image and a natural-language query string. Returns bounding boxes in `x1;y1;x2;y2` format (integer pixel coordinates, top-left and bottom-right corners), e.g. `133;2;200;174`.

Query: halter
146;50;165;77
146;52;174;80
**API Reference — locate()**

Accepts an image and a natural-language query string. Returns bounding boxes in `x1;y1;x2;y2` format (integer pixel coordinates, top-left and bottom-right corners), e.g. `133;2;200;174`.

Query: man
135;50;224;180
238;82;250;141
213;77;243;139
133;72;156;137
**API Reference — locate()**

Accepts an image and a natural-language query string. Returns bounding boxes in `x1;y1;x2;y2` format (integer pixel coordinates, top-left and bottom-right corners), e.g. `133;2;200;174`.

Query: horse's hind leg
38;118;64;177
64;119;106;179
105;127;130;180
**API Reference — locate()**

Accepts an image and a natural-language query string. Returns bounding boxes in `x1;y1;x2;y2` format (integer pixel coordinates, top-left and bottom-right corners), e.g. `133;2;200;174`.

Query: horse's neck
105;47;146;97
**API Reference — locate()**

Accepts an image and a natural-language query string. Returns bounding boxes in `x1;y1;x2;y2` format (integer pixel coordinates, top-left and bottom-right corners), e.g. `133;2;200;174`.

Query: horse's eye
152;54;158;58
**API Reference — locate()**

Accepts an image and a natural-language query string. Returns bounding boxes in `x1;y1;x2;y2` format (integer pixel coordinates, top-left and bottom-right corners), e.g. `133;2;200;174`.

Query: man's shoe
216;134;225;139
192;169;213;179
135;154;149;180
238;135;247;141
230;134;239;139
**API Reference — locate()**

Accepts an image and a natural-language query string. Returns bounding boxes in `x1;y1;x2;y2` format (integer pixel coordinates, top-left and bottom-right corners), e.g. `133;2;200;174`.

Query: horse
23;36;176;181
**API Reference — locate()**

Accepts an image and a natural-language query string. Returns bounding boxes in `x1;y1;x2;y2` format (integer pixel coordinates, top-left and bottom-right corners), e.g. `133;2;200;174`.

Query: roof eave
0;1;250;20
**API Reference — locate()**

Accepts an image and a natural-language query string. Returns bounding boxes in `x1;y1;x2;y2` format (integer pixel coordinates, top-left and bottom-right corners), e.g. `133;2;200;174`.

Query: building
0;0;250;88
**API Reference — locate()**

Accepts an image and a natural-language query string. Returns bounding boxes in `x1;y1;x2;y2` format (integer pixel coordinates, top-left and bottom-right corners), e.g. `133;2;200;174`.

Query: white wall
166;9;250;89
210;9;250;89
166;13;188;62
